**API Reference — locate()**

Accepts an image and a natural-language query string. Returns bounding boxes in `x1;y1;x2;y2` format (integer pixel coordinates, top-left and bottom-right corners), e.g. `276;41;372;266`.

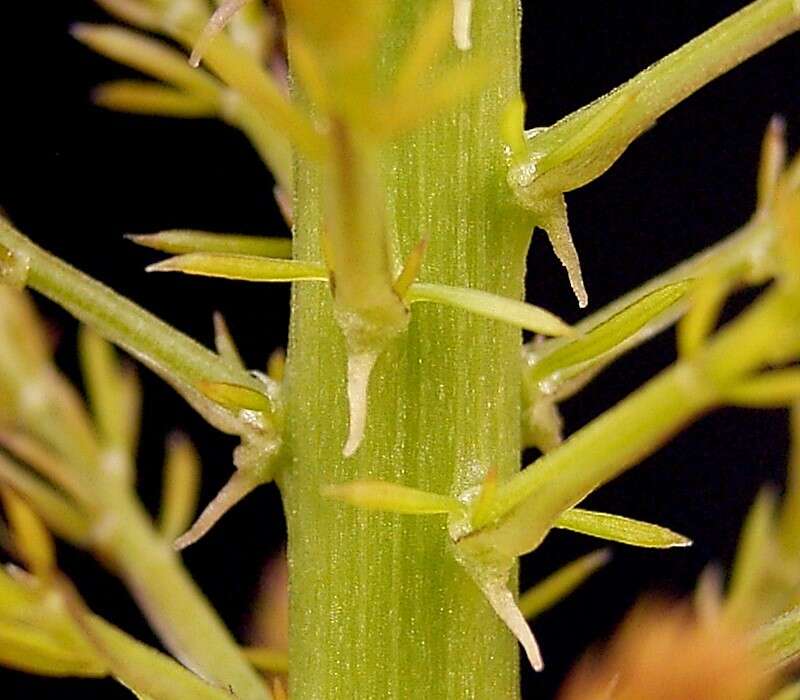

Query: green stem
280;1;528;697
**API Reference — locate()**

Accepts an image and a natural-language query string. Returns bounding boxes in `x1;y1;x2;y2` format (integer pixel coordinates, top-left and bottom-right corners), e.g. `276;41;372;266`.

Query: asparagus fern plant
2;0;800;698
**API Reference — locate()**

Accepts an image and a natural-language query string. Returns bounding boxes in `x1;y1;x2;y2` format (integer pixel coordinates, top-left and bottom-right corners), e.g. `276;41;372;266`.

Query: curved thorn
343;352;378;458
473;573;544;672
190;0;253;68
452;0;473;51
541;196;588;308
146;253;328;282
174;470;260;551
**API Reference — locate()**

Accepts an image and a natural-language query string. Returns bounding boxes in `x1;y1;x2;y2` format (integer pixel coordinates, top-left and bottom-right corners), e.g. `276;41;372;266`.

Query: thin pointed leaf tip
407;283;574;337
129;230;293;258
1;487;56;578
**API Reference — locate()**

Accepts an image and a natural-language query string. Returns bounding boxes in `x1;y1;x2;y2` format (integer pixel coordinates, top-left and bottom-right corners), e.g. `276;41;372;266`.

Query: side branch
508;0;799;306
475;284;800;559
521;0;800;178
0;218;269;403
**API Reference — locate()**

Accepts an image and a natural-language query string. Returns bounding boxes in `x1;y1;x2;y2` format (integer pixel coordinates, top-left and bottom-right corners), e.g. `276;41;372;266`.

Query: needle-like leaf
197;380;273;414
518;549;610;620
242;647;289;674
158;433;201;543
758;116;788;212
323;479;462;515
0;430;91;504
527;280;691;388
212;312;245;369
267;349;286;383
79;326;135;457
374;59;493;139
0;218;275;421
724;369;800;407
0;455;89;544
93;82;217;118
1;487;56;577
470;467;499;530
71;24;221;99
129;231;292;258
393;239;428;300
392;0;453;97
678;271;736;359
0;620;106;678
408;283;573;337
725;488;779;625
61;582;237;700
755;604;800;670
147;253;328;282
555;509;692;549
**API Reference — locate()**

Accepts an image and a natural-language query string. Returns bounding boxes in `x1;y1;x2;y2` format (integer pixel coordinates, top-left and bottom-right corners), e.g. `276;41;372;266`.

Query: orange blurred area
558;599;778;700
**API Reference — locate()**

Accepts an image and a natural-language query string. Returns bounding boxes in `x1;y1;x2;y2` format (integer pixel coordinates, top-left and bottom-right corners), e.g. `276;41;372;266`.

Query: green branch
509;0;800;307
467;282;800;559
521;0;800;189
0;477;268;700
0;218;271;412
610;0;800;133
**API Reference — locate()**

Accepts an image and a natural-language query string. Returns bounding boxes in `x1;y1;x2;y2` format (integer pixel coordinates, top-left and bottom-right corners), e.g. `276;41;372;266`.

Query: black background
1;1;799;697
